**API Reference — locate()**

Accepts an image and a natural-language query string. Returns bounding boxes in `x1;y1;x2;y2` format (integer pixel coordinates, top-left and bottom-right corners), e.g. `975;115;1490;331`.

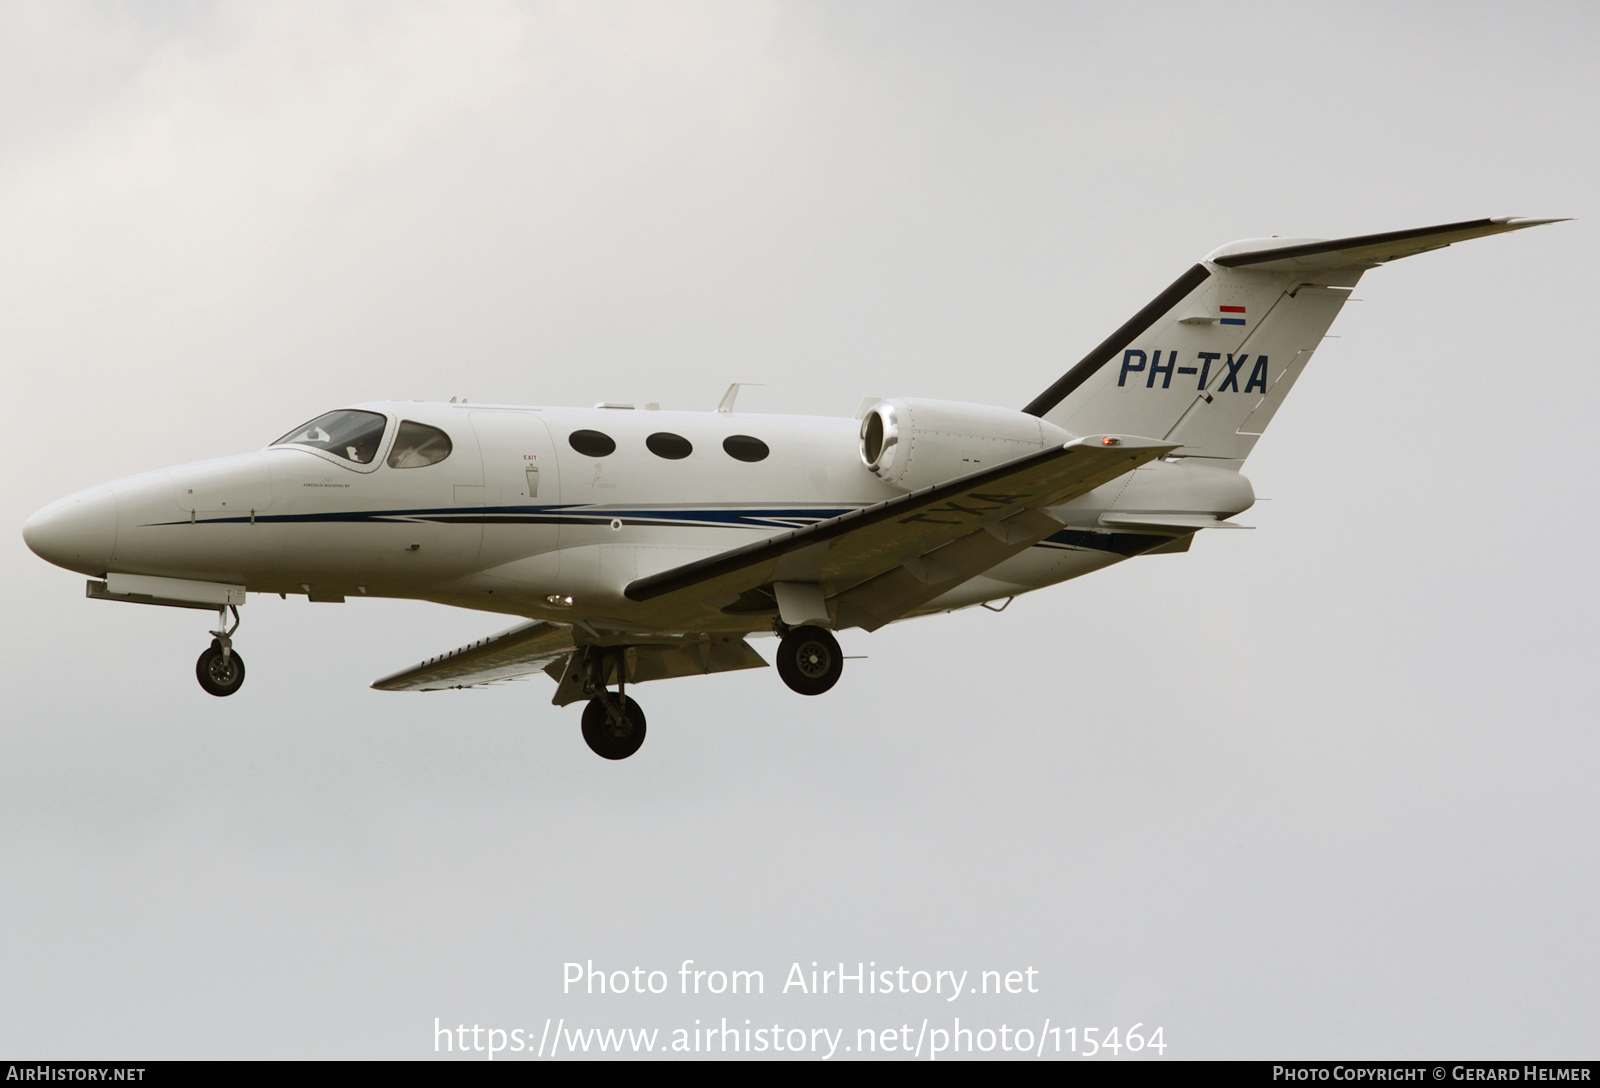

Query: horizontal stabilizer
1098;513;1251;531
1208;217;1566;272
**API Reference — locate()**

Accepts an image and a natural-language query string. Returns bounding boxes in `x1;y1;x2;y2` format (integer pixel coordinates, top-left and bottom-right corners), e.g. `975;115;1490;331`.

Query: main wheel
581;696;647;760
776;625;843;695
196;645;246;697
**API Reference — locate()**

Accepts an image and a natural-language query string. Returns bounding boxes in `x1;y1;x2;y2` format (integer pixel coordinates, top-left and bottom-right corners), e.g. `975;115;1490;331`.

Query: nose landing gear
196;605;246;697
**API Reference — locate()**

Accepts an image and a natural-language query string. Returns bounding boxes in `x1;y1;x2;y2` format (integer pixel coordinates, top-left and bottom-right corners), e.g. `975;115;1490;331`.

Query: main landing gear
195;605;246;697
565;625;843;759
582;695;647;761
574;648;647;760
775;624;843;696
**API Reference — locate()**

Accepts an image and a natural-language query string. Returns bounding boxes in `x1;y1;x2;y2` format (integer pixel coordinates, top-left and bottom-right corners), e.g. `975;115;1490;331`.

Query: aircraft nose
23;485;118;575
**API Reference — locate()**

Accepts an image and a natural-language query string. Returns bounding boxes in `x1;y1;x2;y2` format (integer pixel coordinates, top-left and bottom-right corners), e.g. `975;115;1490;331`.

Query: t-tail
1024;217;1566;467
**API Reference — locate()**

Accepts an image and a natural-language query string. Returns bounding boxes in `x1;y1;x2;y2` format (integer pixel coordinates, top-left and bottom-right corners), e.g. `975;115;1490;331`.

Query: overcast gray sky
2;0;1595;1060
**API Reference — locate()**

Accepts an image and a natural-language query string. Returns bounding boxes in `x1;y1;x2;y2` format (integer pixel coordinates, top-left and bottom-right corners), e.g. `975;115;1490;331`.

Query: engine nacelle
859;398;1074;492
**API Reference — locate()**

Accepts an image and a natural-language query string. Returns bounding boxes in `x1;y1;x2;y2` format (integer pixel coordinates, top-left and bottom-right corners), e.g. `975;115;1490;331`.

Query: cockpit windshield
271;410;388;464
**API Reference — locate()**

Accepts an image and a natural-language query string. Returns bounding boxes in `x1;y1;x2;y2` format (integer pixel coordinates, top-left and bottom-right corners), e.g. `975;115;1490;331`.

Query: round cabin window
645;432;693;460
568;429;616;457
722;435;769;463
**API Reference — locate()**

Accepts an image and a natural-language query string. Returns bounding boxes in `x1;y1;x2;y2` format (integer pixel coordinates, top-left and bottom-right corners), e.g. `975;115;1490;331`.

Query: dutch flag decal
1220;305;1246;326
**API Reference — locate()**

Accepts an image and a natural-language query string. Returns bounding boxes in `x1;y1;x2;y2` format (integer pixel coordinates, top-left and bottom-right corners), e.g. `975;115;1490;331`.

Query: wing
624;434;1175;632
371;619;574;691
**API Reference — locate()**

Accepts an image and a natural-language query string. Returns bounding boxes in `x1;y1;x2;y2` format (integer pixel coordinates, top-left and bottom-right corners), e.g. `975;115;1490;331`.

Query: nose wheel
196;605;246;697
197;642;247;696
776;625;843;695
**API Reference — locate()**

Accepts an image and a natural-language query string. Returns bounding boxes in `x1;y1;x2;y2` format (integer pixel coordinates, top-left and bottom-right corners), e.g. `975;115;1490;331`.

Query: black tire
196;645;246;697
581;696;647;760
776;625;843;695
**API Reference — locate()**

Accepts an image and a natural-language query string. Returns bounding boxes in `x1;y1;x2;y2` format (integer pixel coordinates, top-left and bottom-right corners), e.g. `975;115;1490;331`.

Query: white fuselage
23;400;1254;633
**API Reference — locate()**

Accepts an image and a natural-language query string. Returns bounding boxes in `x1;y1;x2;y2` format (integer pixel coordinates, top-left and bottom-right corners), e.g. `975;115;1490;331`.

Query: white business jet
23;218;1561;759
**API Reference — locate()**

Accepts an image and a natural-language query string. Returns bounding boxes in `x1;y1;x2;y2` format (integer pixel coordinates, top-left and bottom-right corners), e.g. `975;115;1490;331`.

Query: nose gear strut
196;604;246;697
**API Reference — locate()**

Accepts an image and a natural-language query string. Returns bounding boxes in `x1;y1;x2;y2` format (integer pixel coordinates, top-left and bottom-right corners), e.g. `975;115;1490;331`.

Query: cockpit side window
387;420;453;469
271;410;388;465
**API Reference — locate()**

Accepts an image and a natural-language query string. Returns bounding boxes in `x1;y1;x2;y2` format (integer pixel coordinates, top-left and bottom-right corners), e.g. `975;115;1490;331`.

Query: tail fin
1025;217;1565;465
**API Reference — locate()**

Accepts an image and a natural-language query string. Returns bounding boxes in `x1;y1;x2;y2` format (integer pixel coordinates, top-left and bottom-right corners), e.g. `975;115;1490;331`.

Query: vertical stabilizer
1026;260;1359;464
1025;217;1563;464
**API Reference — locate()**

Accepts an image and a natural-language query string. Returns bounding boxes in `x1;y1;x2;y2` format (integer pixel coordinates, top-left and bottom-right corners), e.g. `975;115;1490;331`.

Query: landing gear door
470;411;561;569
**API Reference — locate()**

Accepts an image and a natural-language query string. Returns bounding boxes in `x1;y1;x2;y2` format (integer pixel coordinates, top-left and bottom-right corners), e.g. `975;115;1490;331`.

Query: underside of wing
371;620;574;691
372;618;771;698
623;434;1175;632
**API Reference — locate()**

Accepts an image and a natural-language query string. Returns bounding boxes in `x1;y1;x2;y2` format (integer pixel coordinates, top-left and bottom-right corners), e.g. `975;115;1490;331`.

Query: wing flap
371;620;575;691
833;507;1066;630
